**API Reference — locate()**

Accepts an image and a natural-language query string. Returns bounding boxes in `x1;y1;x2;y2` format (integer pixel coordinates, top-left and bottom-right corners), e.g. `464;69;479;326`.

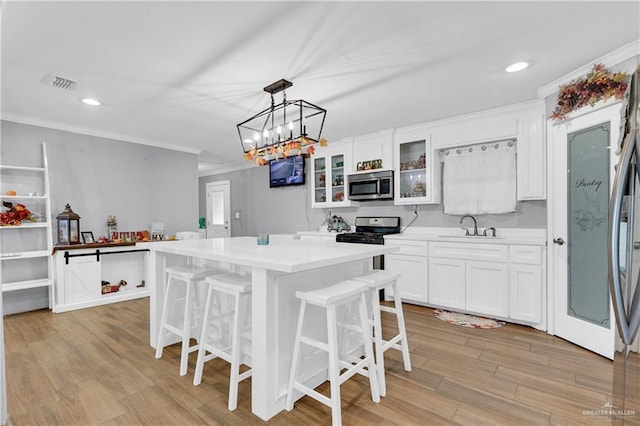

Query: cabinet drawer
385;239;428;256
509;245;542;265
429;242;508;262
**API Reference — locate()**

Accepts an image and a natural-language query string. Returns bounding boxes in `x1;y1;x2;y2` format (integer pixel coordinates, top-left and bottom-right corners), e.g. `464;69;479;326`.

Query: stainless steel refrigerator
609;65;640;424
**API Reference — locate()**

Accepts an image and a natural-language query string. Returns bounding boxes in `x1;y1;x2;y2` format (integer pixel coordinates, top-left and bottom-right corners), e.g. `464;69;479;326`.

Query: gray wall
199;159;546;237
1;120;199;313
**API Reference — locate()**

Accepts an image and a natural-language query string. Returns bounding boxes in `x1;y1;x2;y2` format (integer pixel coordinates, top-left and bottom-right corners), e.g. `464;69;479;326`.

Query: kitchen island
148;236;398;421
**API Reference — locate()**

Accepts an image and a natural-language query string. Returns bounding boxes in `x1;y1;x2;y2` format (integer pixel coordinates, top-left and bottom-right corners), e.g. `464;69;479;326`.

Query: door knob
553;237;565;245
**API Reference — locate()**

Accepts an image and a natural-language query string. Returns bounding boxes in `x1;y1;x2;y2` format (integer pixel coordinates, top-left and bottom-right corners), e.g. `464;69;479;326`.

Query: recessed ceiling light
81;98;101;106
505;62;529;73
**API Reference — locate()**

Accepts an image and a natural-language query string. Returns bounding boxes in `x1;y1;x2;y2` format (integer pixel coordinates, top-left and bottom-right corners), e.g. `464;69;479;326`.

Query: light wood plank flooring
3;299;631;425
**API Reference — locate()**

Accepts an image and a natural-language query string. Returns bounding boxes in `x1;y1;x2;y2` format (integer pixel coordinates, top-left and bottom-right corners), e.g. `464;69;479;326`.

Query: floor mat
433;309;506;329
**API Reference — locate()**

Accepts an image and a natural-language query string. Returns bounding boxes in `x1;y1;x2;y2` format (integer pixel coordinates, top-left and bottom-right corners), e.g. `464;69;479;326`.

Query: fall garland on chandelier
551;63;629;121
243;137;328;166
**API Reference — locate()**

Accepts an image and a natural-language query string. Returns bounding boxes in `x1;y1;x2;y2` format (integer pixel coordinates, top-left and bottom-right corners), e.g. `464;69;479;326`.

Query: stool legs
286;291;379;425
358;292;381;405
193;279;252;411
285;299;307;412
371;290;387;396
179;279;196;376
228;286;243;411
326;303;342;425
193;284;215;386
155;273;203;376
370;281;412;397
391;282;412;372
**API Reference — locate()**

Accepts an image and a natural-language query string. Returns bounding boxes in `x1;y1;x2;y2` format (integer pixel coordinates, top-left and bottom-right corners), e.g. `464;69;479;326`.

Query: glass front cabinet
394;138;441;204
310;143;352;208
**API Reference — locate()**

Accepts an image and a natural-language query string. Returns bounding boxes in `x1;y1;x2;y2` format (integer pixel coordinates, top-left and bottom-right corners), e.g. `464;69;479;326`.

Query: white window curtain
442;140;516;215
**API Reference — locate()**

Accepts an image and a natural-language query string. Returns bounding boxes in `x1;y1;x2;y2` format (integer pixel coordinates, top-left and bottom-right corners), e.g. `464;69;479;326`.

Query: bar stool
155;264;226;376
193;272;252;412
285;279;380;425
353;270;411;397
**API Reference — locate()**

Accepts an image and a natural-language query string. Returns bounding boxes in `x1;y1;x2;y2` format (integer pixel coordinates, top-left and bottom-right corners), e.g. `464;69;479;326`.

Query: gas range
336;217;401;245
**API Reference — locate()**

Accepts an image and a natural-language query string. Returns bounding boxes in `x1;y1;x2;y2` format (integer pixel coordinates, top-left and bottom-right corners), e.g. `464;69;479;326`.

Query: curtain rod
443;139;516;156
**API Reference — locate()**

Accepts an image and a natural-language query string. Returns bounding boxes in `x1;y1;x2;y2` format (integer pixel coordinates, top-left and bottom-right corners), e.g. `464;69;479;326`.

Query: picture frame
81;231;95;244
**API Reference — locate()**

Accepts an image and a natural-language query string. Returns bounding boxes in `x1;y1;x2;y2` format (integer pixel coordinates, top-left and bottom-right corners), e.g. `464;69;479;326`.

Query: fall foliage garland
551;63;628;121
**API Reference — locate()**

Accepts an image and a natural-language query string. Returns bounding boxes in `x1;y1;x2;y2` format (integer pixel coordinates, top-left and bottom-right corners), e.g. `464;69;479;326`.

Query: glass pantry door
551;103;620;359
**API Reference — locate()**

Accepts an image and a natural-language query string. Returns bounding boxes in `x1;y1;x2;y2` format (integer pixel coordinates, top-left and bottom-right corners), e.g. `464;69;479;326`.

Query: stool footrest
300;336;329;352
338;358;373;385
379;305;397;314
293;382;332;407
382;334;404;350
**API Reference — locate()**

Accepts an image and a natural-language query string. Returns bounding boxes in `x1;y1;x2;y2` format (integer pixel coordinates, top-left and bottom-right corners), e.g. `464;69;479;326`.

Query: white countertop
149;236;398;273
298;227;547;246
386;227;546;245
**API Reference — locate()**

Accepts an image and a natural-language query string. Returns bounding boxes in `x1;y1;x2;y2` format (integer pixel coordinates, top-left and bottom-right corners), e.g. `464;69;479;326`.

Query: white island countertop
149;236;397;273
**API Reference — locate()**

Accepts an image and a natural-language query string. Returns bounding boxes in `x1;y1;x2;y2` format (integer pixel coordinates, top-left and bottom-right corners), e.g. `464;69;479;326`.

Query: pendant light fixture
237;79;327;165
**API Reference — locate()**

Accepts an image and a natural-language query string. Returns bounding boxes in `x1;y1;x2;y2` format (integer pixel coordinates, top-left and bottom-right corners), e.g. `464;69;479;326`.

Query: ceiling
2;1;639;174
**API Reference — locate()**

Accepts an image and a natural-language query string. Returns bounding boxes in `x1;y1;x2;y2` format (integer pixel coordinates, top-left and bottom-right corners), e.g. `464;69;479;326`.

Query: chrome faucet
460;215;478;236
483;226;497;237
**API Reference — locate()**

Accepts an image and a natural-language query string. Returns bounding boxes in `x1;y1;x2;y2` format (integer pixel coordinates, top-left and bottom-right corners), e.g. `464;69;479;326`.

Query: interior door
206;181;231;238
550;102;621;359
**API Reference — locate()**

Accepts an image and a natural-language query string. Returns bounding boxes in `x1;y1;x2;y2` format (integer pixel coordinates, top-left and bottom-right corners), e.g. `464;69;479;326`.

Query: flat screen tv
269;155;305;188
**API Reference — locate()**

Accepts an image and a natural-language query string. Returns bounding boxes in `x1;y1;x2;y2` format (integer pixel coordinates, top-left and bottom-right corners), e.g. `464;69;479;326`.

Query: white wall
1;120;199;313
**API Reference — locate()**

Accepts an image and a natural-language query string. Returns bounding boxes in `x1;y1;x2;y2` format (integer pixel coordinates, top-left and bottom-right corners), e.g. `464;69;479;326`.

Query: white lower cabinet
428;257;465;309
508;264;542;323
508;244;544;324
64;256;101;304
384;239;428;303
428;241;544;327
429;255;508;317
465;261;508;317
53;245;150;313
385;253;428;302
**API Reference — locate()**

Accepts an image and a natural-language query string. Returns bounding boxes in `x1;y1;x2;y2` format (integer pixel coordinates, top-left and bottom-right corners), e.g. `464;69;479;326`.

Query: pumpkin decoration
5;190;16;196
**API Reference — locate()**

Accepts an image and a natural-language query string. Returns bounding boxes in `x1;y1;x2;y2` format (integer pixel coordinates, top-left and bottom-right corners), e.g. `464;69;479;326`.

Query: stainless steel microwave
347;170;394;201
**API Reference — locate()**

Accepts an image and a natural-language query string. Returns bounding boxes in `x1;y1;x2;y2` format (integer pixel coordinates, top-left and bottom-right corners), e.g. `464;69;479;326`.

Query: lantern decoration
56;203;81;245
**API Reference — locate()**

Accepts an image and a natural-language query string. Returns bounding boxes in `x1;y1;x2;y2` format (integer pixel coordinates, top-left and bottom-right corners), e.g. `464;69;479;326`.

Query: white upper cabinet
351;129;394;173
393;125;441;204
516;108;546;200
427;101;546;201
310;139;352;208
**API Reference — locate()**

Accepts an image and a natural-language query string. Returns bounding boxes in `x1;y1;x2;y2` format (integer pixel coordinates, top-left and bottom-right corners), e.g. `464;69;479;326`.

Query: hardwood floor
3;299;628;425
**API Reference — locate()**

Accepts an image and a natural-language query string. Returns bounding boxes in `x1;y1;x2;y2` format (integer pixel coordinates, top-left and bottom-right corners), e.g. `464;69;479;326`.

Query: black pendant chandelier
237;79;327;165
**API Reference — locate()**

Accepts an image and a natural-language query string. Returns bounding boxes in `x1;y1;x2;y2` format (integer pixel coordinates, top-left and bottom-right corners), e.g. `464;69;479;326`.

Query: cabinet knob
553;237;565;245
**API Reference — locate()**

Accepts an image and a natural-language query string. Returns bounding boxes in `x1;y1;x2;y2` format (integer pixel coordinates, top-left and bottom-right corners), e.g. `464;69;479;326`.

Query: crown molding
537;40;640;99
0;113;202;155
198;161;256;177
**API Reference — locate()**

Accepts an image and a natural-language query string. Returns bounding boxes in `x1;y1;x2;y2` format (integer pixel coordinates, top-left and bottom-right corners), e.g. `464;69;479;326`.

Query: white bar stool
193;272;252;412
285;279;380;425
353;270;411;397
155;264;226;376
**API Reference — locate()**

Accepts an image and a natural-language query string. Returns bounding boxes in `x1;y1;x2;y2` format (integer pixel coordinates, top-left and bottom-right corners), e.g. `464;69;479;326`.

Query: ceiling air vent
49;75;77;90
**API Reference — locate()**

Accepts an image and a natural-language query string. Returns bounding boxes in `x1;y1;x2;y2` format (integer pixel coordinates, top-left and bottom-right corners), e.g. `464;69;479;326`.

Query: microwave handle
376;179;381;196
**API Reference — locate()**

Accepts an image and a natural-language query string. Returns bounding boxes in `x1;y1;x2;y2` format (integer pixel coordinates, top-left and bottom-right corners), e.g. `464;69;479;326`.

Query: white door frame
547;101;621;359
206;180;231;238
